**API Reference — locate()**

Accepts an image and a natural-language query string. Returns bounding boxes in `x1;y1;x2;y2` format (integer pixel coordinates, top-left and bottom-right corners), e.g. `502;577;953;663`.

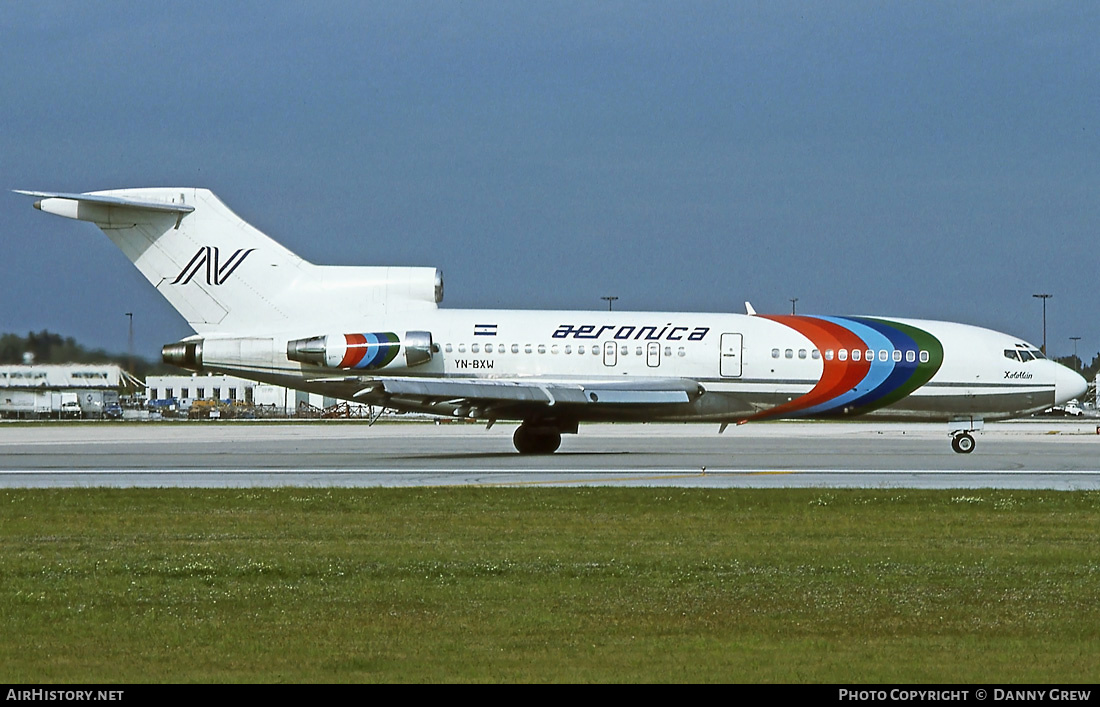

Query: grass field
2;488;1098;683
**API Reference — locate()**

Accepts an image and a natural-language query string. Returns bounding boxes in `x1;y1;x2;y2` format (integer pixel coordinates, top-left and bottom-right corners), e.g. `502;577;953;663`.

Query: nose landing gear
950;432;976;454
948;417;983;454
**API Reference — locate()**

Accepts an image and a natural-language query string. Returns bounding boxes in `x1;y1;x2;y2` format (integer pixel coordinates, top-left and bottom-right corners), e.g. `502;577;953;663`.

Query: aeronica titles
552;324;711;341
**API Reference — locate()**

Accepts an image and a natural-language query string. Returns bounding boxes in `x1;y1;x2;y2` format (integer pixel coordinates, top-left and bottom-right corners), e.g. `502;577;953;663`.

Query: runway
3;418;1099;489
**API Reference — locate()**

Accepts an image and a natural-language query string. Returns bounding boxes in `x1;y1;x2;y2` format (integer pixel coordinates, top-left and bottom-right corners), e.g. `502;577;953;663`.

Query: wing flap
369;377;701;406
379;378;556;403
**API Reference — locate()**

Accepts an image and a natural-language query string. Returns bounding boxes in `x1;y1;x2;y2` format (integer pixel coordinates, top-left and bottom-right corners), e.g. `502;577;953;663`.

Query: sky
1;2;1097;363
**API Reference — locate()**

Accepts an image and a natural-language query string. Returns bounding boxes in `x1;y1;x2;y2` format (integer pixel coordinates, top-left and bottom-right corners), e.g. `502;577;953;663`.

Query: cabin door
720;333;743;377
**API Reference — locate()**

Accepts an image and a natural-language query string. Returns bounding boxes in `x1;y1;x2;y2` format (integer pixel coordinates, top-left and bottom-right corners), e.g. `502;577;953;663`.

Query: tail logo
172;247;256;286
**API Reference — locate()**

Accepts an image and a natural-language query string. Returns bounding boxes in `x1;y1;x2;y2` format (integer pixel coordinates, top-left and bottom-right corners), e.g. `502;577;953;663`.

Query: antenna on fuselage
745;302;757;316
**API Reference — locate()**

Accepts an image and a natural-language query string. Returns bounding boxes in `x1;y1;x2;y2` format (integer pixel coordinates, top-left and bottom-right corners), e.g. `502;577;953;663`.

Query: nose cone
1053;363;1088;405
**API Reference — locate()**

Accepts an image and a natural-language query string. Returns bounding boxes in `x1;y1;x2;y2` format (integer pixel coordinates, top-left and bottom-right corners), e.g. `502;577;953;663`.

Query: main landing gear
513;420;578;454
513;425;561;454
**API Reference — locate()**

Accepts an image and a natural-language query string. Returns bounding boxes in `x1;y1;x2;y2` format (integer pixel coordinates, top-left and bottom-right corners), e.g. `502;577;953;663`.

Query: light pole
125;312;134;380
1032;294;1051;355
1070;336;1081;372
789;298;798;315
601;296;618;311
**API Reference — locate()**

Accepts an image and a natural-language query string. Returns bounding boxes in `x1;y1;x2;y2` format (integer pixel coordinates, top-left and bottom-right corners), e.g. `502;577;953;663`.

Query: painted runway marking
3;468;1100;475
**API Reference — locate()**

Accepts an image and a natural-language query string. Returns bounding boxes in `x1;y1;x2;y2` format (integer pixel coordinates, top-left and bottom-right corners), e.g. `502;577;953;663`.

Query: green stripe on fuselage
844;318;944;416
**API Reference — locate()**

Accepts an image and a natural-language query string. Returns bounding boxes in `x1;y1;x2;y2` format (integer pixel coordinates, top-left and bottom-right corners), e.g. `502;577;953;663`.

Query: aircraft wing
352;376;704;408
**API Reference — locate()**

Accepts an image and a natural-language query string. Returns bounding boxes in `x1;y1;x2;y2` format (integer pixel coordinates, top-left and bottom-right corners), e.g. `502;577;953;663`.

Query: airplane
17;187;1088;454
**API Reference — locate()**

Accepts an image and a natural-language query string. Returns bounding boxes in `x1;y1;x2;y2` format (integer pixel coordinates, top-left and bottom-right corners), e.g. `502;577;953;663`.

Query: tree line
1054;354;1100;382
0;330;177;381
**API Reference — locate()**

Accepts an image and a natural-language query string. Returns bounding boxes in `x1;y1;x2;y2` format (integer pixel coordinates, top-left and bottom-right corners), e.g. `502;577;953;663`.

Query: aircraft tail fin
17;188;441;335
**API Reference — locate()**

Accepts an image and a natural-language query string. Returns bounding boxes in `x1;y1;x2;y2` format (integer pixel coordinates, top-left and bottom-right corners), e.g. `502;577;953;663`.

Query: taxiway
1;419;1098;489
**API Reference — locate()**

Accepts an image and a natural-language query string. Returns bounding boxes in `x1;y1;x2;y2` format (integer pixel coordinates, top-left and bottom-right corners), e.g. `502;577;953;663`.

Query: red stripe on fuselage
750;315;870;420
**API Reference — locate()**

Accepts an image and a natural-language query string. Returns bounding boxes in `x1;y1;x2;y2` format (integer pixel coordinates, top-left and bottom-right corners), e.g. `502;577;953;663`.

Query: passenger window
798;349;807;359
852;350;861;362
564;345;572;354
772;348;780;358
892;350;902;362
866;350;874;362
664;346;671;357
919;351;929;363
838;350;848;361
445;344;453;353
524;344;532;354
878;350;888;362
824;349;834;360
785;349;793;359
458;344;466;353
906;350;916;363
678;347;686;357
812;349;820;360
635;346;643;356
471;343;480;353
538;344;546;354
511;344;519;354
578;345;585;354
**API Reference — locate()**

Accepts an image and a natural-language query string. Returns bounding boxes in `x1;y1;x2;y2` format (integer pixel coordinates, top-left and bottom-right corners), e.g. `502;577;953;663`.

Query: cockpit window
1009;347;1045;362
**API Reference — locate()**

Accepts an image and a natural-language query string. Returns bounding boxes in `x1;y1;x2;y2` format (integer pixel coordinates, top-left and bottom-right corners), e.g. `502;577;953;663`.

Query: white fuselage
195;308;1083;424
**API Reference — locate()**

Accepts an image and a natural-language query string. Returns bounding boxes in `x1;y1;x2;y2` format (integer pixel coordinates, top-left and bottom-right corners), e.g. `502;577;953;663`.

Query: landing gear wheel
513;425;562;454
951;432;975;454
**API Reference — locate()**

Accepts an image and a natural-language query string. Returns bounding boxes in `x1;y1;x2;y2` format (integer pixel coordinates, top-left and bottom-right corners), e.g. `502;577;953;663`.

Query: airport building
145;373;373;418
0;364;123;419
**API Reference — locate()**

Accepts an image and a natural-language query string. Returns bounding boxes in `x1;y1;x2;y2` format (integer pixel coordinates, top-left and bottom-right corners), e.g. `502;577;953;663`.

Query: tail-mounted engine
286;331;434;370
161;340;203;370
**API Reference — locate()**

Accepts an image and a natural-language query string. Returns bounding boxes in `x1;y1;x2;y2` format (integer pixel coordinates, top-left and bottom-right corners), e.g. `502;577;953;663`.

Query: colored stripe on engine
339;332;401;370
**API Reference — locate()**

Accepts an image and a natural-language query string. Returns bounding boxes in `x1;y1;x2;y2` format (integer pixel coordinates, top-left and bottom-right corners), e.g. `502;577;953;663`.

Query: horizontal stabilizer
14;190;195;216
